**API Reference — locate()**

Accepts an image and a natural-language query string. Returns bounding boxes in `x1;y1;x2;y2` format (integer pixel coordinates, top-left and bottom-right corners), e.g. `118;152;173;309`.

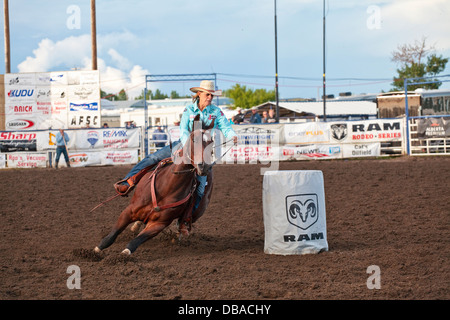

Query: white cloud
17;35;91;72
16;32;150;100
381;0;450;50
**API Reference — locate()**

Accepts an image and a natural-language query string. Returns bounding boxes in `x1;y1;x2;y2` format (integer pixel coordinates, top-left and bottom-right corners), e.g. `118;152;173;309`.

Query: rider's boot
114;166;152;197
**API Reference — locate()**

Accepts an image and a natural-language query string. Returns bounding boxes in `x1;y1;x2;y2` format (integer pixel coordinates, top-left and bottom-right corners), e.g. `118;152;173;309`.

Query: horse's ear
194;114;201;122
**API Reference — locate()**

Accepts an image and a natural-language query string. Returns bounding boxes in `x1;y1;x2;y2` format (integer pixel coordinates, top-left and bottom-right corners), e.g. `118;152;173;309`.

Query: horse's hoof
121;248;131;255
130;221;142;233
94;246;101;253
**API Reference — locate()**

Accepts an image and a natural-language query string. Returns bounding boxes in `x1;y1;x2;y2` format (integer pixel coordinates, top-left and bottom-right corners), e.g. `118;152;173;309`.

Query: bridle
171;128;211;175
170;129;235;175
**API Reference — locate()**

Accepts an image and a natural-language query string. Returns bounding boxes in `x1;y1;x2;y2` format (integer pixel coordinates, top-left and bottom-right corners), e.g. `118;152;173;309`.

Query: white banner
4;71;100;130
328;119;402;143
66;151;102;167
7;153;47;168
342;143;380;158
56;149;139;167
90;128;140;149
0;154;6;168
102;149;139;165
224;145;280;163
39;128;140;151
233;124;282;146
284;122;329;144
281;144;342;160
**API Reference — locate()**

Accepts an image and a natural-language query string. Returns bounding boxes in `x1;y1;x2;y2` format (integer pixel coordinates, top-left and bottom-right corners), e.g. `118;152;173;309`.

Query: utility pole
91;0;97;70
4;0;10;73
274;0;279;122
322;0;327;121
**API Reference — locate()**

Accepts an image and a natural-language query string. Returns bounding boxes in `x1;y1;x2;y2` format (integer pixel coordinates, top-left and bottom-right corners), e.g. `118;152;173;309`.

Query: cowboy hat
190;80;222;96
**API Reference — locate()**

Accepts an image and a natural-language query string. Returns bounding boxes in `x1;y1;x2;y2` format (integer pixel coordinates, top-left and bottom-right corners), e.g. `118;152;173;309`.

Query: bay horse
94;114;215;255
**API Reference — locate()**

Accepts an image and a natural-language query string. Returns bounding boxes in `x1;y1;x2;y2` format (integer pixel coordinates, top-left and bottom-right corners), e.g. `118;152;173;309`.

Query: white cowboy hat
190;80;222;96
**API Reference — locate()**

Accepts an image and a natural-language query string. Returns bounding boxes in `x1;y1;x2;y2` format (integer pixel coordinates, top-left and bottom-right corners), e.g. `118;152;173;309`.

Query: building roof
254;100;377;117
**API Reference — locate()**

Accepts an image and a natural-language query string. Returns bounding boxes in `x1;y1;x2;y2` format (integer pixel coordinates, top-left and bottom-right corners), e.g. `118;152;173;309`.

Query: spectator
262;111;269;123
266;109;278;123
233;107;245;124
125;121;136;129
152;125;168;148
249;107;262;124
55;129;71;169
103;123;109;128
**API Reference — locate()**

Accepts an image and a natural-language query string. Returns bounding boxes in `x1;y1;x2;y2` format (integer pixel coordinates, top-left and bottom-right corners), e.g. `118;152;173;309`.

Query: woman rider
114;80;238;219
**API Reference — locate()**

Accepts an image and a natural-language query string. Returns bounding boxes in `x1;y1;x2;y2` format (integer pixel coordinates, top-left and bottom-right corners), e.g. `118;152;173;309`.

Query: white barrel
263;170;328;255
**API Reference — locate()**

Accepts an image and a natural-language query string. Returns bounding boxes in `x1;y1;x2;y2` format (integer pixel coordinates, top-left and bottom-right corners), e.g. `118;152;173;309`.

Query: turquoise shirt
179;102;237;145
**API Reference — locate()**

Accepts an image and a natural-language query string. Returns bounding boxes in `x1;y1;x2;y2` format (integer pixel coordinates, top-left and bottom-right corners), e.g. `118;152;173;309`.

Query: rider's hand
233;136;238;145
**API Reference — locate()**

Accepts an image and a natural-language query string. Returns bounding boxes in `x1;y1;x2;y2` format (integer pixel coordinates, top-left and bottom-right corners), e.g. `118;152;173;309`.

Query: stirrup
114;179;134;196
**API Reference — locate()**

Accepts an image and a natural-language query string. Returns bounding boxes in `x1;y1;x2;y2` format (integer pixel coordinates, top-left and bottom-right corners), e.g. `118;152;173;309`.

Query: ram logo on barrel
286;194;319;230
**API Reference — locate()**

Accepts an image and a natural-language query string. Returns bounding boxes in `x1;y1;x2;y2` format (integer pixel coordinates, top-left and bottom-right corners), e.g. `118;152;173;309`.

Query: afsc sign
70;115;99;128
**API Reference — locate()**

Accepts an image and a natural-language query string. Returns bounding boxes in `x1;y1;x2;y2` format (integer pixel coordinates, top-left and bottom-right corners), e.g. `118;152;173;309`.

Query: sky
1;0;450;101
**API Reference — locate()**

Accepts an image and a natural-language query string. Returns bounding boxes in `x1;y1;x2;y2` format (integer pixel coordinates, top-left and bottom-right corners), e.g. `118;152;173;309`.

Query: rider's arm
179;106;192;145
214;108;237;140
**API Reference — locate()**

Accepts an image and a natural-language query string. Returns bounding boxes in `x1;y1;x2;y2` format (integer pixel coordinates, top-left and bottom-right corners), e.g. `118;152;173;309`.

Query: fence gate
408;115;450;155
404;75;450;155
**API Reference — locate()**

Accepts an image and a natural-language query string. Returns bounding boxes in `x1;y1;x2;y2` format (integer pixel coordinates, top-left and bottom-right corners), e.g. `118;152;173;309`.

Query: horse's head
184;114;215;176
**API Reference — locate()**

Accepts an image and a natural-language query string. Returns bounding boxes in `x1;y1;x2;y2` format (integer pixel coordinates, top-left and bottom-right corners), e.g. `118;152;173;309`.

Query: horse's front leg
94;206;133;252
122;221;169;255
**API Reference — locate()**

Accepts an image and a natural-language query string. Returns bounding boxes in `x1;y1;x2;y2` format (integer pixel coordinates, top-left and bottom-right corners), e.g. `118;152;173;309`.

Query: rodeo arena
0;70;449;305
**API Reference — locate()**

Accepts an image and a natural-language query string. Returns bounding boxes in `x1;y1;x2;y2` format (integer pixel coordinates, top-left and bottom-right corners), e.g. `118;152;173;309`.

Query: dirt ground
0;156;449;301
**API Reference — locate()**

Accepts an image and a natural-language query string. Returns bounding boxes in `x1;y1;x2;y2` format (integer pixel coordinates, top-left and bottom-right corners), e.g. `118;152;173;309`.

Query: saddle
114;157;197;236
114;158;173;196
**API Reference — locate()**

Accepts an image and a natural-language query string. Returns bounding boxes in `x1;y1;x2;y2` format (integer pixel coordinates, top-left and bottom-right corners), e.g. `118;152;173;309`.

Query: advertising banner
66;151;102;167
343;119;402;143
224;145;280;163
102;150;139;165
4;71;100;130
416;117;450;139
0;131;38;152
282;144;342;160
7;153;47;168
342;143;380;158
91;128;140;149
54;149;139;167
284;122;329;144
38;128;140;151
233;124;282;146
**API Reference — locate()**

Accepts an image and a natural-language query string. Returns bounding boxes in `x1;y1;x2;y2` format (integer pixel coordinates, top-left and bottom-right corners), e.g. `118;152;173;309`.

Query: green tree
391;37;448;91
135;89;189;100
152;89;168;100
101;88;127;101
225;84;275;110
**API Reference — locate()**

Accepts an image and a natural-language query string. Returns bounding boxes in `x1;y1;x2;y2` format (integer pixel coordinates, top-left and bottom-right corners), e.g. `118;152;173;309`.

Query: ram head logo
286;194;319;230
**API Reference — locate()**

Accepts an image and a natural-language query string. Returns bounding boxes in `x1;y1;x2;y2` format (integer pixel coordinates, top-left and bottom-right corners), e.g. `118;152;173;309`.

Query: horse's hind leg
94;207;133;252
122;222;168;255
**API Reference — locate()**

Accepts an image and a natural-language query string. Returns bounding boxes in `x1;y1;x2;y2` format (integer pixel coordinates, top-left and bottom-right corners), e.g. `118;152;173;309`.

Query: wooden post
4;0;10;73
91;0;97;70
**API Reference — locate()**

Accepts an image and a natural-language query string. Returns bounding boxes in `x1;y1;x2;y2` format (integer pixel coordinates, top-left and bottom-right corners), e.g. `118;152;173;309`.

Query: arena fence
404;75;450;156
408;115;450;156
1;118;449;169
